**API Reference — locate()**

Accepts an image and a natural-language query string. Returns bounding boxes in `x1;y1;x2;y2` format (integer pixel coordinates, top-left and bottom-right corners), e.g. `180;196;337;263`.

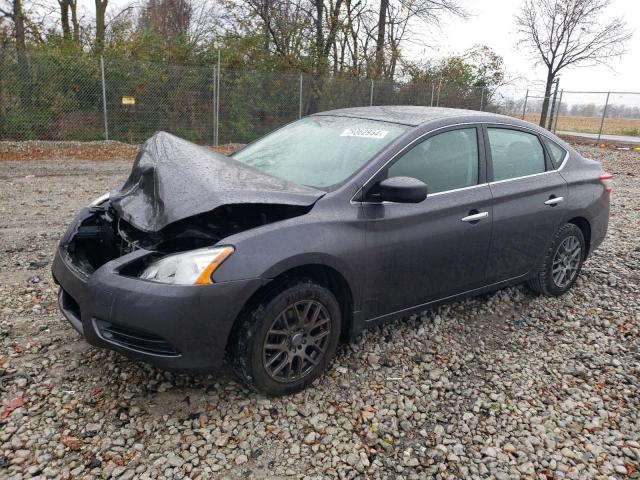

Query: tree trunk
13;0;31;109
261;1;271;51
59;0;71;41
374;0;388;78
539;69;554;127
70;0;80;44
95;0;108;54
313;0;325;74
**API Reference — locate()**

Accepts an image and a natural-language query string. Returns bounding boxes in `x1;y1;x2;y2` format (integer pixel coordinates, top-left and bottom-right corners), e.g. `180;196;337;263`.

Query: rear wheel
528;223;585;296
230;279;341;396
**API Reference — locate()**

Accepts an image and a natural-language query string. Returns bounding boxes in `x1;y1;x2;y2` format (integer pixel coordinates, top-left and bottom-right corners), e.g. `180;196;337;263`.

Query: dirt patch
557;134;640;150
0;141;244;161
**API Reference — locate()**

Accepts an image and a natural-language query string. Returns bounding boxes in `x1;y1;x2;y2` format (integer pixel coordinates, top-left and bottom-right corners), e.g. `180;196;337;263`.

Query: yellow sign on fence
121;96;136;105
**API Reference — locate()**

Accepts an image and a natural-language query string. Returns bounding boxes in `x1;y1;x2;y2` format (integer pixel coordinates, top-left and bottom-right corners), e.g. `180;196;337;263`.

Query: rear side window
487;128;545;181
388;128;479;194
542;138;567;169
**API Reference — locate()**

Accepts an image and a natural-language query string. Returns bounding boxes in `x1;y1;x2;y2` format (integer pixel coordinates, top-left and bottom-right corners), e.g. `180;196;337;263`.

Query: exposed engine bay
66;201;311;275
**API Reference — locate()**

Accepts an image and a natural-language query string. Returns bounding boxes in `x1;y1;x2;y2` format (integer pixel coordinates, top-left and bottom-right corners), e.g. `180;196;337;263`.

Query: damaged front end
52;131;323;370
61;131;324;278
63;199;313;277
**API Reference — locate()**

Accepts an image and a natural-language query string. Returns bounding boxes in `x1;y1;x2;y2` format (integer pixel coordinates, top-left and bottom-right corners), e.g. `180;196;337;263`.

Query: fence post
215;50;220;146
479;87;485;111
521;89;529;119
597;92;610;143
212;66;217;145
553;89;564;133
100;56;109;141
299;73;303;118
370;79;374;106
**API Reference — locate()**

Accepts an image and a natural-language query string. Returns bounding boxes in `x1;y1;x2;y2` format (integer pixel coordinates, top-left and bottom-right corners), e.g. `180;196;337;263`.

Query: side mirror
375;176;427;203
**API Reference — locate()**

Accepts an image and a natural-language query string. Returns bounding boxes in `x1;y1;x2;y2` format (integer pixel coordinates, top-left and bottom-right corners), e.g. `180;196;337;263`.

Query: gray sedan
53;106;612;395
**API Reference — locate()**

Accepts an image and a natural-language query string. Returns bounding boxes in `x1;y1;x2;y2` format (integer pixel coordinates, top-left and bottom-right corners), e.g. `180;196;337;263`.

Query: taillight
599;172;613;194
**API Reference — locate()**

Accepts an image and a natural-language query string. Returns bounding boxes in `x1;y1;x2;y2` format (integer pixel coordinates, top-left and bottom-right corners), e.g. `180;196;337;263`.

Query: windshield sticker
340;128;389;139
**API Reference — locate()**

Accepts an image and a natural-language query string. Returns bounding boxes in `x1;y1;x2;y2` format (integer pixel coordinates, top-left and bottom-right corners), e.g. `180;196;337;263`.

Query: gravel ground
0;144;638;480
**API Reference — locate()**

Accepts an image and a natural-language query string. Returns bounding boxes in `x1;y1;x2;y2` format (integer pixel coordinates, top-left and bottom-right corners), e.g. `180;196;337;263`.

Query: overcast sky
422;0;638;94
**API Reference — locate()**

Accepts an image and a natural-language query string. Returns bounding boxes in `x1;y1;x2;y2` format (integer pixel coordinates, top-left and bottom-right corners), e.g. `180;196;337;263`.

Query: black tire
528;223;586;297
230;279;341;396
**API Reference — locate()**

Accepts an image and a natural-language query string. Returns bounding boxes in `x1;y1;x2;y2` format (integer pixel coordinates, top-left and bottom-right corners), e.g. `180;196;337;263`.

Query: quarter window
542;138;567;169
388;128;479;194
487;128;546;181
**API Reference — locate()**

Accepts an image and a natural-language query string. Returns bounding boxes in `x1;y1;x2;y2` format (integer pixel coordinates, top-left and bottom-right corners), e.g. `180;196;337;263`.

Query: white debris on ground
0;144;638;479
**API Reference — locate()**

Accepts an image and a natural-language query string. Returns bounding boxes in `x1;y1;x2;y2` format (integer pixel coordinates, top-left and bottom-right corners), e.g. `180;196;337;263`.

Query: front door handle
544;196;564;206
461;211;489;222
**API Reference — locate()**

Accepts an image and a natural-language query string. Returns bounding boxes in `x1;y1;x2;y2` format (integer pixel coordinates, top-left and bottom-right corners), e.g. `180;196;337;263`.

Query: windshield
232;116;408;189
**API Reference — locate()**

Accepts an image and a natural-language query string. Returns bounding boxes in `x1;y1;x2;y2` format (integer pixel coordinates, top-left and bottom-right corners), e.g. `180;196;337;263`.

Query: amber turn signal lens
194;246;235;285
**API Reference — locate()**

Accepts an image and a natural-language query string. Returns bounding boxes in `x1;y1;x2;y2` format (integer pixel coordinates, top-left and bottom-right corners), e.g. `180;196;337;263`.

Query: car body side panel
559;155;610;254
486;172;568;281
359;186;493;319
212;196;368;316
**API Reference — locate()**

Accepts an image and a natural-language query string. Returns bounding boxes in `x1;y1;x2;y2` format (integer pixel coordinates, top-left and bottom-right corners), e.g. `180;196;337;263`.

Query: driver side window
388;128;479;194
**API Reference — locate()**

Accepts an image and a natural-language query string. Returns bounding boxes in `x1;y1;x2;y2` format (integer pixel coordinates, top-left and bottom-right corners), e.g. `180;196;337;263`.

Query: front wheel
528;223;586;296
230;279;341;396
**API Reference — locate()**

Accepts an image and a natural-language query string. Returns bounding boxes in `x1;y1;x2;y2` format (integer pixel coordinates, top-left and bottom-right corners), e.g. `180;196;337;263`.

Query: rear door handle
461;211;489;222
544;196;564;206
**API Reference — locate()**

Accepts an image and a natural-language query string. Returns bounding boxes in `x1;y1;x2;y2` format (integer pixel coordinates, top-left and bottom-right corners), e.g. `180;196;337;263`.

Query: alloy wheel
262;300;332;383
551;235;582;288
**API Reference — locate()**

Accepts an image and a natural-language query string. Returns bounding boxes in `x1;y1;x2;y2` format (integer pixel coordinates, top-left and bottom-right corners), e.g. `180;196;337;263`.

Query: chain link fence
1;52;639;144
497;88;640;142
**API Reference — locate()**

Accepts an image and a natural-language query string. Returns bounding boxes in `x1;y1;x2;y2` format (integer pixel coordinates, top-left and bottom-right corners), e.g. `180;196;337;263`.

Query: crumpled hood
110;132;324;232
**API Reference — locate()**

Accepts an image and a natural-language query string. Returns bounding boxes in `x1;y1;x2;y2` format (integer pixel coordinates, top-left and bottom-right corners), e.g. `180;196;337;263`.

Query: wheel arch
225;263;356;356
567;216;591;258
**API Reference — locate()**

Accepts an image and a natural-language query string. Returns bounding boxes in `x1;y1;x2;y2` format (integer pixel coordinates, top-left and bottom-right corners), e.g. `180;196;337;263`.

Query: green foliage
0;110;39;140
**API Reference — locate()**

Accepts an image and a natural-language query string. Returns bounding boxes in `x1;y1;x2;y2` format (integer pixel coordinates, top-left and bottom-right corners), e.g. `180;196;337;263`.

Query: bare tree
139;0;192;39
373;0;387;78
0;0;31;107
69;0;79;43
242;0;313;61
516;0;631;127
95;0;107;53
57;0;70;40
372;0;466;79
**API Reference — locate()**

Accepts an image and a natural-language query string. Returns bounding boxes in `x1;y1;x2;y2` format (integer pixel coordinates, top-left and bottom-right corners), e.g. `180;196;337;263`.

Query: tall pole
215;50;220;146
521;89;529;120
211;67;217;145
100;56;109;141
479;87;485;111
430;84;435;106
436;76;443;107
597;92;611;143
553;89;564;133
299;73;303;118
370;79;374;106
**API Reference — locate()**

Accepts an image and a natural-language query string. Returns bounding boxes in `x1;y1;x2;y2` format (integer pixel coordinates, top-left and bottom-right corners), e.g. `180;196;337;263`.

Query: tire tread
527;223;585;297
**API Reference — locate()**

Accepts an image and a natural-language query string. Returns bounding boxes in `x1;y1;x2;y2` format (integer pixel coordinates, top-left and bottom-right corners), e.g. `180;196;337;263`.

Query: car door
359;125;493;320
484;125;568;283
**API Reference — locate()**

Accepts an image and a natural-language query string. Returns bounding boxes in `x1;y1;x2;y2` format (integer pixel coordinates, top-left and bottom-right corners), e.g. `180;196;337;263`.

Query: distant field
509;114;640;137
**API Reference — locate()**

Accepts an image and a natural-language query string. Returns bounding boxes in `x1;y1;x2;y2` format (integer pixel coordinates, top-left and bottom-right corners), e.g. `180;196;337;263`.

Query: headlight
89;192;110;207
139;246;234;285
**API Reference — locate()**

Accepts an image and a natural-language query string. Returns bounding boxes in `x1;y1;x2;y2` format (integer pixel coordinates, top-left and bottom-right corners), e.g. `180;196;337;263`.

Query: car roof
313;105;535;129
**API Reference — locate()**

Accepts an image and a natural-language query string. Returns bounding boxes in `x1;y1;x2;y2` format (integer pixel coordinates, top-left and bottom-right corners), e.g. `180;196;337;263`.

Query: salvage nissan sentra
53;106;611;395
